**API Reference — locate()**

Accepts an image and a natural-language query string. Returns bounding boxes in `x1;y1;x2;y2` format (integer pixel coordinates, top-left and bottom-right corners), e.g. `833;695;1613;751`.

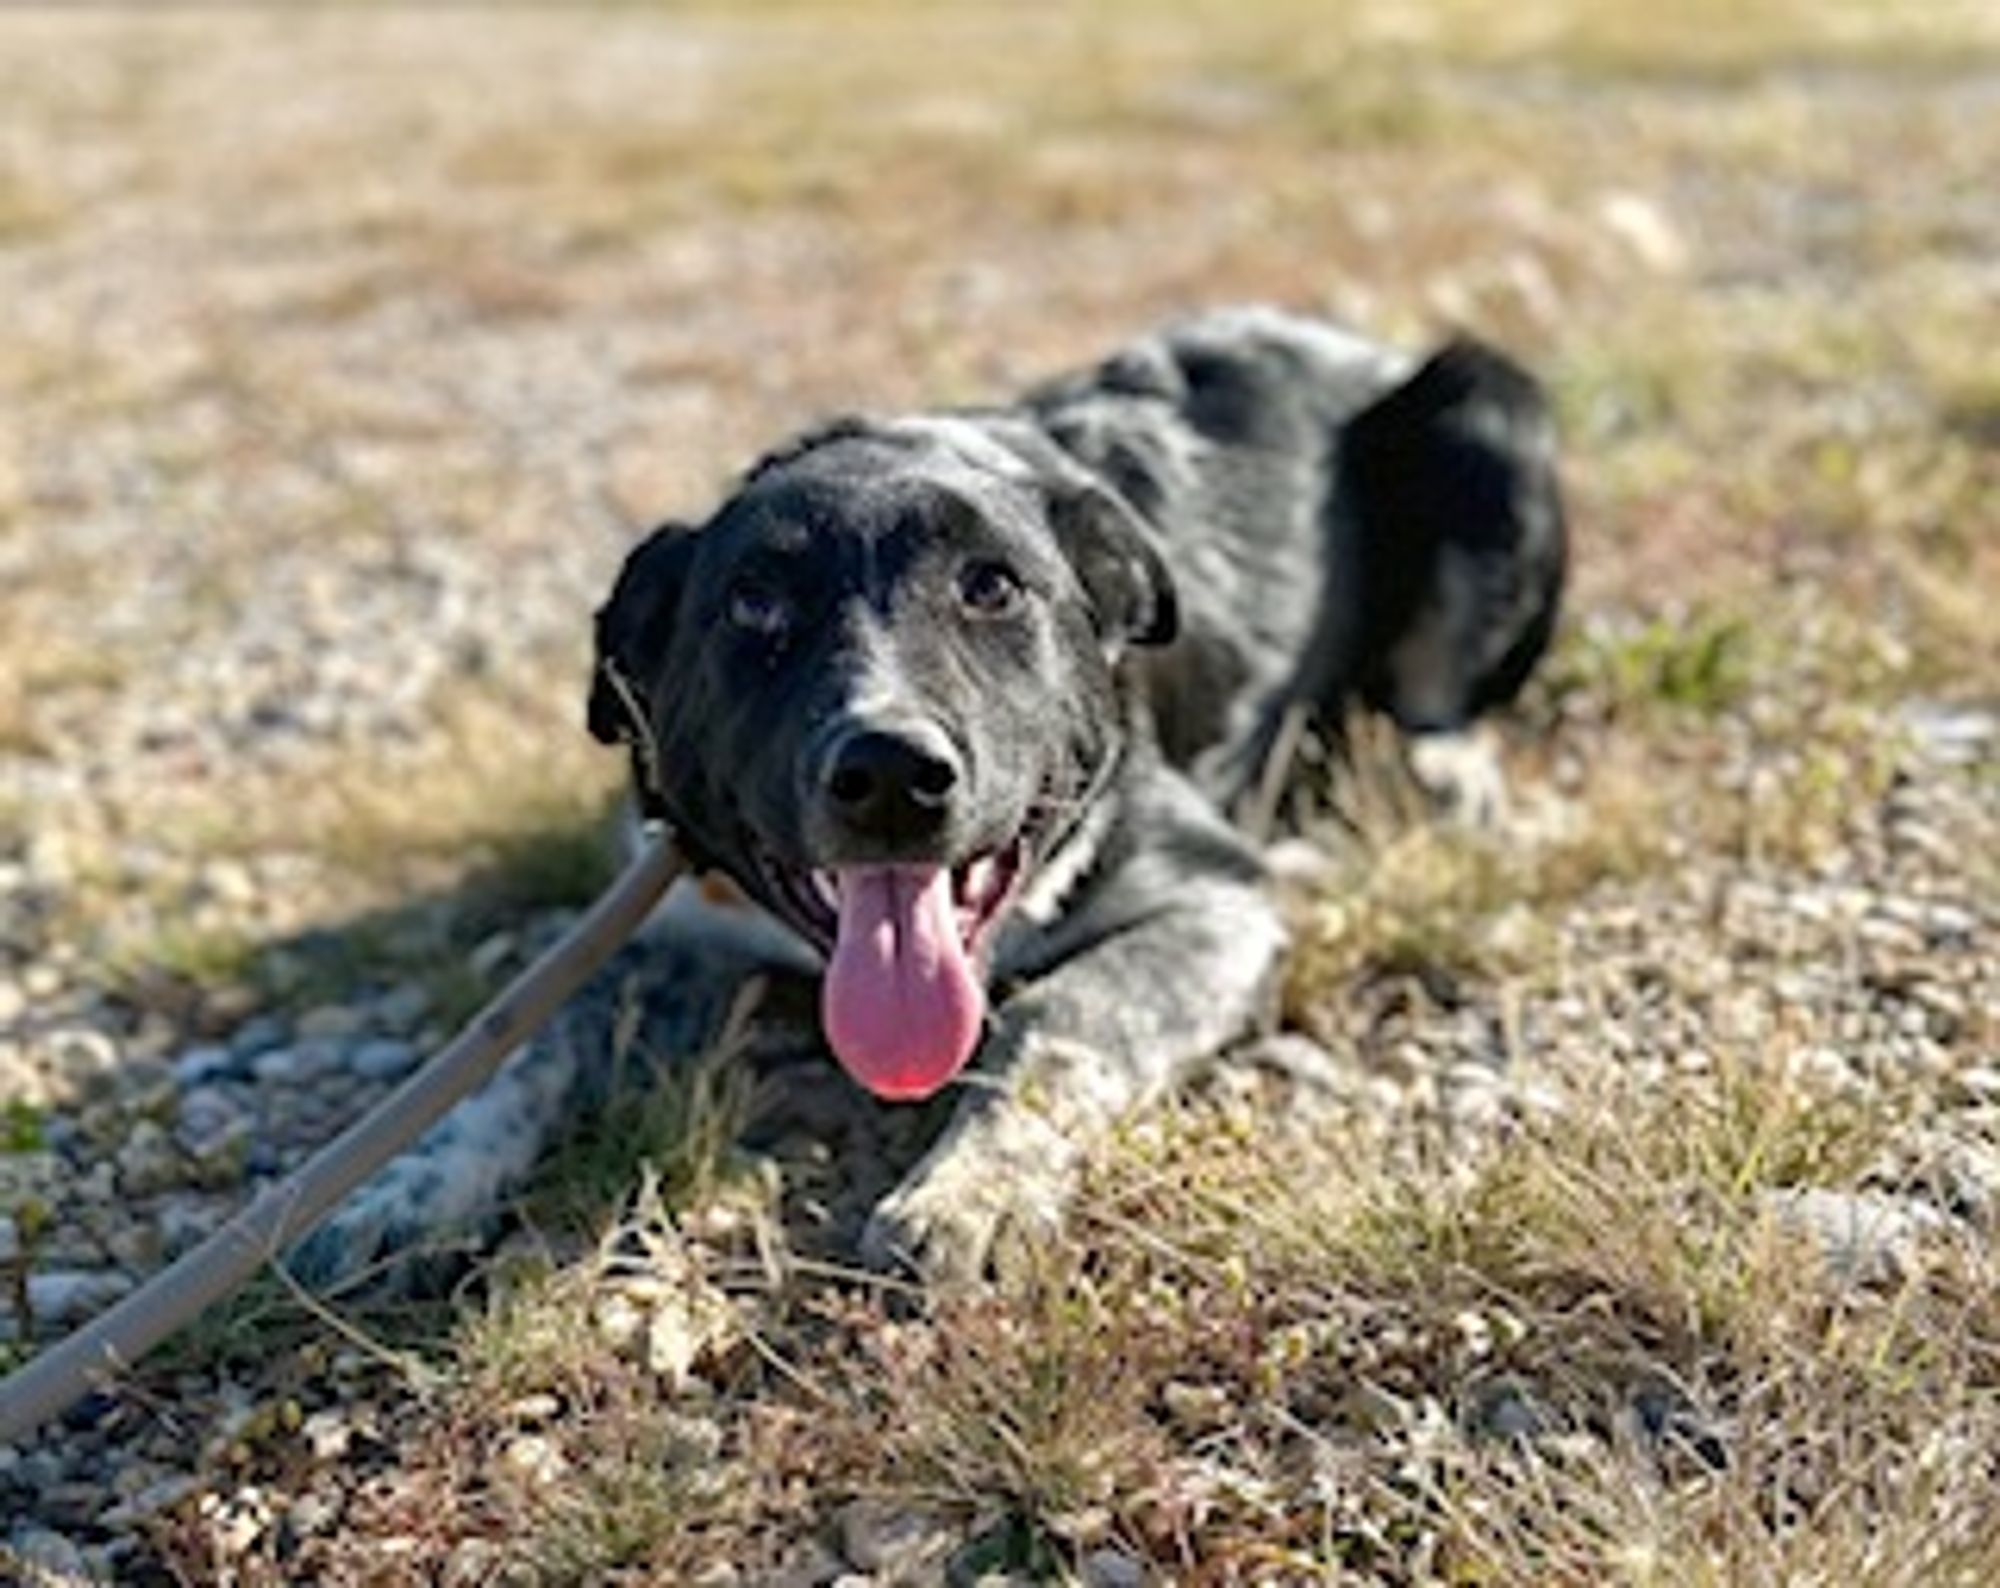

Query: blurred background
3;1;1993;957
1;2;1996;1577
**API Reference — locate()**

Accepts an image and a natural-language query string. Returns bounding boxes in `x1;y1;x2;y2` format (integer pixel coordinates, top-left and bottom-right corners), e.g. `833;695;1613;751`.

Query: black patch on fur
1342;337;1568;729
588;522;696;821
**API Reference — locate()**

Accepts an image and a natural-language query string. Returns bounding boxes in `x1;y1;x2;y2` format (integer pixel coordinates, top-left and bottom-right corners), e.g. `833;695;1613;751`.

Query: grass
0;159;64;243
1553;611;1757;719
47;688;629;1034
204;1038;1996;1583
522;983;761;1240
1;1101;44;1155
4;0;1997;1579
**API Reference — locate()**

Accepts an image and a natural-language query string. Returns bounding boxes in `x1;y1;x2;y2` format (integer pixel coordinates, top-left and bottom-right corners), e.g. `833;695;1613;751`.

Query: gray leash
0;838;686;1445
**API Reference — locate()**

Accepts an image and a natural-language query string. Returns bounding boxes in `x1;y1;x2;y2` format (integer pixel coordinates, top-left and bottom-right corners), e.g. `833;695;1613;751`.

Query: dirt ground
1;4;1996;1583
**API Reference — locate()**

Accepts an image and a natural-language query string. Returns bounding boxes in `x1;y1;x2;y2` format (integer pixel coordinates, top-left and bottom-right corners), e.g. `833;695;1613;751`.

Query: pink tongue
821;865;985;1101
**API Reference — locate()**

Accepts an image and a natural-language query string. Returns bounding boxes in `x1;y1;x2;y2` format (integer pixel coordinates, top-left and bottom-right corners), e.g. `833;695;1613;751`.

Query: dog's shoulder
993;743;1269;984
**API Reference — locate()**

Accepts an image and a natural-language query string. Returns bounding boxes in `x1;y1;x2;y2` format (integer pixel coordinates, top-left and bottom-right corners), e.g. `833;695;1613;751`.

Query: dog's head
588;417;1175;1100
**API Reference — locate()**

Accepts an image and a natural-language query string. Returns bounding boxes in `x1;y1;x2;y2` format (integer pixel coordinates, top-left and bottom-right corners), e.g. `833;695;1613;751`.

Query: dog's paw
860;1127;1071;1287
1406;727;1509;828
860;1175;1004;1287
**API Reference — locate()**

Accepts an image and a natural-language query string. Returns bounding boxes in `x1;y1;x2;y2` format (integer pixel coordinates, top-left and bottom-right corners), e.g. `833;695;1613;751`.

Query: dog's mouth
748;834;1032;1103
751;840;1026;961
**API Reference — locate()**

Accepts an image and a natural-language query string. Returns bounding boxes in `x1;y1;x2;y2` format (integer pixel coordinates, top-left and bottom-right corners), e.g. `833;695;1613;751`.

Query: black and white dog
294;307;1565;1285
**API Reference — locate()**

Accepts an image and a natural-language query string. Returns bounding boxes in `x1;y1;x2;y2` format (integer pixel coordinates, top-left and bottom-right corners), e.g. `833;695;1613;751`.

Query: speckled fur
291;307;1564;1288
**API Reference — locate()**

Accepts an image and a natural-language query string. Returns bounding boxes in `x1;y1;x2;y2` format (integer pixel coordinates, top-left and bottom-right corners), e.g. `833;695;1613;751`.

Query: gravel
348;1038;418;1083
0;11;1995;1578
2;1527;98;1587
22;1270;135;1330
1764;1187;1951;1286
169;1045;239;1088
5;679;1982;1574
3;657;1992;1574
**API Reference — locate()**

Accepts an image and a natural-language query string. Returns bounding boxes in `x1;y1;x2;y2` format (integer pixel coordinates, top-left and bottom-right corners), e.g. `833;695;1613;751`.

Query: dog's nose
821;727;961;843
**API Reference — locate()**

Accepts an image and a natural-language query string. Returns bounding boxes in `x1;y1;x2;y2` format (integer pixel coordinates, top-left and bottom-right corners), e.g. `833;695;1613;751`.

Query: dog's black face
589;420;1175;1100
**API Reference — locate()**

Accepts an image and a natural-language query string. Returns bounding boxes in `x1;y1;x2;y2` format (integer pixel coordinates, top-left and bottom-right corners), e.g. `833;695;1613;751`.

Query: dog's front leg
861;874;1285;1283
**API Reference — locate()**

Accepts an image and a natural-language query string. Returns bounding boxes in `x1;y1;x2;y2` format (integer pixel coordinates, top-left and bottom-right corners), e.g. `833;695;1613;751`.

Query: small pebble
289;1491;341;1534
252;1042;344;1087
4;1527;92;1587
228;1016;288;1060
156;1196;223;1257
176;1085;248;1148
838;1499;959;1575
468;932;517;977
115;1120;182;1196
100;1473;199;1529
295;1004;368;1042
504;1394;561;1424
1954;1068;2000;1103
349;1038;418;1082
373;984;432;1032
25;1270;133;1329
197;1487;271;1558
44;1028;119;1091
1766;1188;1946;1285
500;1434;566;1485
1082;1548;1148;1588
301;1409;353;1463
171;1045;239;1087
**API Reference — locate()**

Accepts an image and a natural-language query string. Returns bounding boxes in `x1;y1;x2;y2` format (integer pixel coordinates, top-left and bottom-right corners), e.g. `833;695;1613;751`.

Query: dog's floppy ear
587;521;696;749
1048;479;1179;651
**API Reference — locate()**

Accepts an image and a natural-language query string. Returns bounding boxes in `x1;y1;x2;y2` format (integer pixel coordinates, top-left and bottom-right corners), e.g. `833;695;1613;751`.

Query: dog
292;306;1566;1287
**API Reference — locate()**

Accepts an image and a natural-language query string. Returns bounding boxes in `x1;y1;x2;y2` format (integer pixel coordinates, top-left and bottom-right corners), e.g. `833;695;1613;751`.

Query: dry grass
184;1040;1998;1583
4;0;1997;1579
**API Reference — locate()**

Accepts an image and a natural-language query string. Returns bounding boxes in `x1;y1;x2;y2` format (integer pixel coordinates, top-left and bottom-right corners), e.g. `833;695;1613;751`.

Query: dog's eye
727;581;793;638
957;559;1024;617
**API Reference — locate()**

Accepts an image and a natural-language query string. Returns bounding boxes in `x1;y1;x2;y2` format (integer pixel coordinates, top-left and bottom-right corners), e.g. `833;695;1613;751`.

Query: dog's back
1016;306;1567;803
